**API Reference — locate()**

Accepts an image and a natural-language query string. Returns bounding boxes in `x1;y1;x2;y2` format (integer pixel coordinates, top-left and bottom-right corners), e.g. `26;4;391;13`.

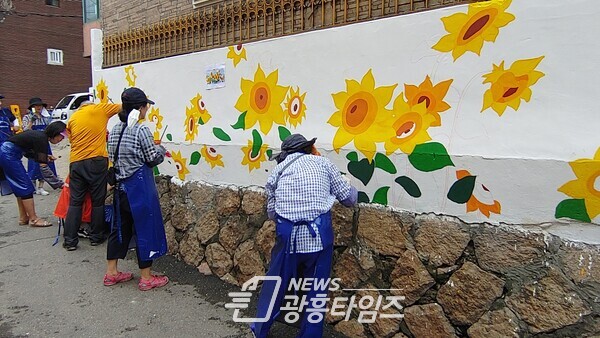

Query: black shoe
62;243;77;251
77;229;90;238
90;238;106;246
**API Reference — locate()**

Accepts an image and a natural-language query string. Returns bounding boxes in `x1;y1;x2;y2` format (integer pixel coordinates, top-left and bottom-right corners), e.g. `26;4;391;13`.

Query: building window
45;0;60;7
47;49;63;66
83;0;100;23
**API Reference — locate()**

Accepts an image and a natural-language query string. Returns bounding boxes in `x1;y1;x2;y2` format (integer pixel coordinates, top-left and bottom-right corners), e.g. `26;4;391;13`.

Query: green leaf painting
346;151;359;162
278;126;291;141
250;129;263;158
166;133;173;141
372;186;390;205
153;166;160;176
266;149;273;159
447;175;476;204
409;142;454;172
231;112;247;130
198;117;206;125
348;158;375;186
213;127;232;141
374;153;397;174
358;191;370;203
189;151;201;165
395;176;422;198
555;199;591;223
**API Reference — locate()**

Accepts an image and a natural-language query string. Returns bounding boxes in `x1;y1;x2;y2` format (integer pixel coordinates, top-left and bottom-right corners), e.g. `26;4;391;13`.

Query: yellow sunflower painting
432;0;515;61
234;64;288;135
201;145;225;168
184;107;200;142
481;56;545;116
171;150;191;180
227;44;247;67
558;148;600;219
284;87;307;128
384;95;434;155
457;170;501;218
328;69;397;162
124;65;137;87
405;76;453;127
241;140;269;172
96;79;109;104
147;107;163;130
189;93;212;125
153;130;160;142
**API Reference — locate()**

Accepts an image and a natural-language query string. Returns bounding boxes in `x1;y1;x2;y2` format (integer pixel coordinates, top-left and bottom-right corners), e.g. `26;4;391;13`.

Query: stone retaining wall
156;177;600;337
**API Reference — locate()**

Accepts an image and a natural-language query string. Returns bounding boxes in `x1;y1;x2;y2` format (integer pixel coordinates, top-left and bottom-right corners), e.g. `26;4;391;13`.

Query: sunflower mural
481;56;545;116
96;79;109;104
227;44;247;67
148;107;164;130
432;0;515;61
171;150;191;180
404;76;453;127
241;135;269;172
234;64;288;135
455;170;501;218
184;107;200;142
556;147;600;223
201;145;225;168
284;87;307;128
190;93;212;125
183;93;211;142
124;65;137;87
328;69;397;162
384;95;434;155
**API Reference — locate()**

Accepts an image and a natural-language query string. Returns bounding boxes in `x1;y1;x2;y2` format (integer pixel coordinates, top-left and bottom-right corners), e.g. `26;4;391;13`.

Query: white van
52;92;92;121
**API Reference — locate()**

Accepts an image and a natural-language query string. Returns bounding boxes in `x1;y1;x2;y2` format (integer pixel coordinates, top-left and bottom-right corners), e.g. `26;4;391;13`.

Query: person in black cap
22;97;56;195
251;134;358;338
103;87;169;291
0;121;67;227
0;95;20;144
62;93;121;251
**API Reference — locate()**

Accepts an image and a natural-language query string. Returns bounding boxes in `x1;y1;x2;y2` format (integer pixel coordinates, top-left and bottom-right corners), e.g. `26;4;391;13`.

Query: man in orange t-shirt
63;102;121;251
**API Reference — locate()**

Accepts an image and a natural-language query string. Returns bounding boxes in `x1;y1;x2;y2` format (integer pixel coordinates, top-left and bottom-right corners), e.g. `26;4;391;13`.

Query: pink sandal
103;271;134;286
138;275;169;291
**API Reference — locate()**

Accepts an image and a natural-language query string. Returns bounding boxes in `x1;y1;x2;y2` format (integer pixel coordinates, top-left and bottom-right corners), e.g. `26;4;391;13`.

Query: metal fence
103;0;480;67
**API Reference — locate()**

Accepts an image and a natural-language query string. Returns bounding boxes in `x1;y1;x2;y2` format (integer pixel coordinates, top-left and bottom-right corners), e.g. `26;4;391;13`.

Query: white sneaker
36;188;49;196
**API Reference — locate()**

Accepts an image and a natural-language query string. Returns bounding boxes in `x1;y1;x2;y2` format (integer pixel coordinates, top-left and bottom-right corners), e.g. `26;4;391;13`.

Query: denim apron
252;211;334;338
113;165;167;261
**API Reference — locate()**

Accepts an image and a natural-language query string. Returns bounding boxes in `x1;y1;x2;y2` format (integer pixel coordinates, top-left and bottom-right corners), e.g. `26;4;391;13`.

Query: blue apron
0;142;36;197
115;165;167;261
252;212;334;338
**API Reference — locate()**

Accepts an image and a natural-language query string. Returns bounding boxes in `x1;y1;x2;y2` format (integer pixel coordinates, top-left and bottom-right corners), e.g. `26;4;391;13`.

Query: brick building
0;0;91;113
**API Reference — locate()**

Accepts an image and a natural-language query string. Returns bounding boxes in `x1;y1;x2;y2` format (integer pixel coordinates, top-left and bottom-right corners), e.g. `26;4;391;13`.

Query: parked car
52;92;92;121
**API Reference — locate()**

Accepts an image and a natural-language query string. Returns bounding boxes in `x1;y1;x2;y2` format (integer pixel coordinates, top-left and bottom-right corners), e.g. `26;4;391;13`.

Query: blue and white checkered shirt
266;153;353;253
108;122;164;181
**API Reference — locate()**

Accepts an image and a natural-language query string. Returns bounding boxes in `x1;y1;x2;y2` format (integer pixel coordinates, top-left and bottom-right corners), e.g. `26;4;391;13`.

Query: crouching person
104;88;169;291
251;134;358;338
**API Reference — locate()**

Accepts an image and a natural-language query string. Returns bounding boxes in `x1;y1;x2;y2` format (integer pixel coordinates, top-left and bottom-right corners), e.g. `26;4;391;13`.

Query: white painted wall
92;0;600;229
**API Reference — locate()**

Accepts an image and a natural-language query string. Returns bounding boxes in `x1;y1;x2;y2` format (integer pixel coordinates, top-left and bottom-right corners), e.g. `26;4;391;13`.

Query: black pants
107;189;152;269
64;157;108;246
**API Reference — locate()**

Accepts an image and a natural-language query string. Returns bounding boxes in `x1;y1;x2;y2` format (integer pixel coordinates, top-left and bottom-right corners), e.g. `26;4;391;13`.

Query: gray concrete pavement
0;190;250;337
